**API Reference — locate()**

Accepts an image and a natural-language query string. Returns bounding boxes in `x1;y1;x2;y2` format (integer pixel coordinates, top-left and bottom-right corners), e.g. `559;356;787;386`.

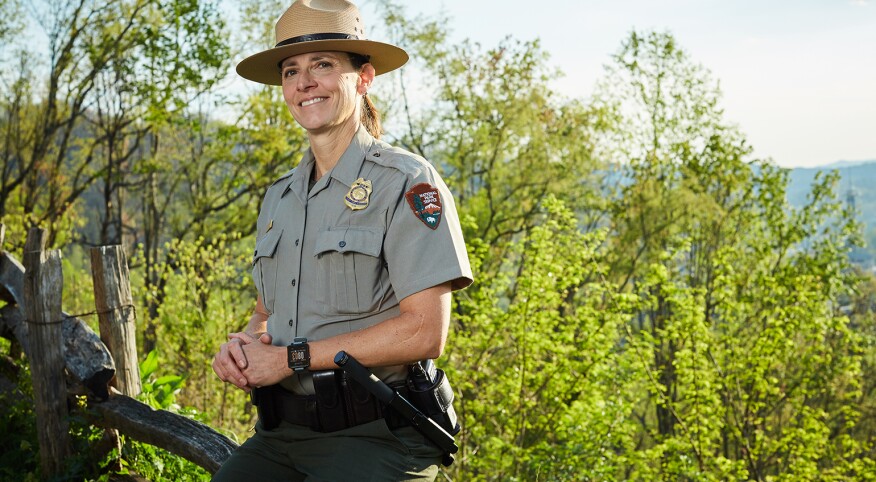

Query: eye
315;61;333;70
282;68;298;79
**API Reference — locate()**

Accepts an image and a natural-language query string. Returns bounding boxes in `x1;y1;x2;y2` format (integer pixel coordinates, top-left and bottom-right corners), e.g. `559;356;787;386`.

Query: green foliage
2;2;876;480
131;233;257;439
119;439;210;482
139;349;186;411
0;362;39;480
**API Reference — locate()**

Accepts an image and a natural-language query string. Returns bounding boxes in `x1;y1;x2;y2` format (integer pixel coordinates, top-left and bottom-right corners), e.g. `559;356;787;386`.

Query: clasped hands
212;332;290;392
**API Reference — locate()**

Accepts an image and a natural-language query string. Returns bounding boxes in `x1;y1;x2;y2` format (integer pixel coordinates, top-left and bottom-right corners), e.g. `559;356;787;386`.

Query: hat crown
275;0;366;46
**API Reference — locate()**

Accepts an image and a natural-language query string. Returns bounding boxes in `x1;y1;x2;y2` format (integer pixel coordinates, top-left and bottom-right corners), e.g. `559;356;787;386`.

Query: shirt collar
284;126;375;203
284;149;314;203
330;125;375;188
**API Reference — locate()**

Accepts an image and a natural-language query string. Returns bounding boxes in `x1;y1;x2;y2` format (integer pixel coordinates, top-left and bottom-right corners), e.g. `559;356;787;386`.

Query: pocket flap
314;227;384;257
252;228;283;265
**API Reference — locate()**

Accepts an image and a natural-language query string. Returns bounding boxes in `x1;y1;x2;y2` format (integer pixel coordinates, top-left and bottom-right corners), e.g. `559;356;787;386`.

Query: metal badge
344;178;373;211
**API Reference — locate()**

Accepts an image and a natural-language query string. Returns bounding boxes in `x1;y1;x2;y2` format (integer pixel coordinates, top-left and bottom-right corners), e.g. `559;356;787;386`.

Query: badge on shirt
405;183;442;230
344;178;373;211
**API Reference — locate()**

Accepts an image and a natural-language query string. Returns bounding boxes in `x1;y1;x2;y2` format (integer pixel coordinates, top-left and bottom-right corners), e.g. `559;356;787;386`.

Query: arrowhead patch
405;183;442;230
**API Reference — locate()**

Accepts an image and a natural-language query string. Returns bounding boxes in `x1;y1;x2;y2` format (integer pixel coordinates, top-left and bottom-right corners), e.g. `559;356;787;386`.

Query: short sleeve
383;166;473;301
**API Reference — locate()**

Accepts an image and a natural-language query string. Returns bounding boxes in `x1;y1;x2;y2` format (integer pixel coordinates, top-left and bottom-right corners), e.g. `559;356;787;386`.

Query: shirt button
295;239;300;246
288;319;294;327
291;278;296;286
339;241;346;248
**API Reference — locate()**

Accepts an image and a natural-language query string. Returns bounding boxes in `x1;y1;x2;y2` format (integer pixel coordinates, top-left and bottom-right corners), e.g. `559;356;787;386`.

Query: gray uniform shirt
252;126;473;394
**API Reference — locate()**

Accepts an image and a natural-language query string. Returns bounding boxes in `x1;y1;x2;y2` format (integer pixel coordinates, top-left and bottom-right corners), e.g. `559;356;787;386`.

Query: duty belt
251;370;408;432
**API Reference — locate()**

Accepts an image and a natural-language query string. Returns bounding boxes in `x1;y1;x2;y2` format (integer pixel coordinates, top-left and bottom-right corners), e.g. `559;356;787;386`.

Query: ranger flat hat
236;0;408;86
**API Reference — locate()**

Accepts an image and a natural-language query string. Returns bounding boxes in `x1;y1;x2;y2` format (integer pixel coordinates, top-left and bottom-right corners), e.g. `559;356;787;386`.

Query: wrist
287;337;310;372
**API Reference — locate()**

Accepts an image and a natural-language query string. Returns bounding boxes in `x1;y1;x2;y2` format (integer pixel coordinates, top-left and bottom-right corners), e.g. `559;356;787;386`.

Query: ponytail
361;93;382;139
348;53;382;139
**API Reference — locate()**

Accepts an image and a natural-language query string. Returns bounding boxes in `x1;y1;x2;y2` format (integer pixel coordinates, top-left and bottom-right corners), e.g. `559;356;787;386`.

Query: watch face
289;349;308;364
288;343;310;371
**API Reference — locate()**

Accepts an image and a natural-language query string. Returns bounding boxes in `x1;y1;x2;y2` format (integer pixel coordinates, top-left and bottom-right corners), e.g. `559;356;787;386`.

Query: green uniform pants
213;419;443;481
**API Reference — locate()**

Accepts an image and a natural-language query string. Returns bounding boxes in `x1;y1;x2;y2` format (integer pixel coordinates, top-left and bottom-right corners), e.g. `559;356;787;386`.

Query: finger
212;356;226;381
228;339;249;370
229;332;255;344
259;333;273;344
218;344;248;387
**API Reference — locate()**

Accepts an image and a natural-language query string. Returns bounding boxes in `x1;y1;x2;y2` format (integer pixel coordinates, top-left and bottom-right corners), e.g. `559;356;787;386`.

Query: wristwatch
287;337;310;372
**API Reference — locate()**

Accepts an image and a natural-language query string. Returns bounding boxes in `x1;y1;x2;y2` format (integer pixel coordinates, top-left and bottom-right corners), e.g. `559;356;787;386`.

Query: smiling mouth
301;97;327;107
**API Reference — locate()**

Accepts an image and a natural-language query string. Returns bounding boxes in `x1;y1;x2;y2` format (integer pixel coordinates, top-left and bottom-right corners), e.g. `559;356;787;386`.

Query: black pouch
342;372;382;426
251;385;281;430
312;370;348;432
408;362;461;435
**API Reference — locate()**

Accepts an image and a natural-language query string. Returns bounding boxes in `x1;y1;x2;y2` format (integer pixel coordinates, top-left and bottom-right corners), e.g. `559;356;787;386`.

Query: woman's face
280;51;373;135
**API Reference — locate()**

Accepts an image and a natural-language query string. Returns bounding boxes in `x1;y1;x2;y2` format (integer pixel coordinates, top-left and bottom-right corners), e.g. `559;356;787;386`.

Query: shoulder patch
405;183;442;230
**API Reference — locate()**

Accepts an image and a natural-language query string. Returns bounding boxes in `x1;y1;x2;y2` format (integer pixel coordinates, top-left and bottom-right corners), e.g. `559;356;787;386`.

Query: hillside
787;160;876;268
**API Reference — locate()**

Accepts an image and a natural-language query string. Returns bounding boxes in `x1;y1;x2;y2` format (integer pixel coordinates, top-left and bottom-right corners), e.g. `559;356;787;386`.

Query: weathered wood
91;245;141;396
90;389;238;474
23;227;71;477
64;313;116;399
0;250;25;306
0;305;115;399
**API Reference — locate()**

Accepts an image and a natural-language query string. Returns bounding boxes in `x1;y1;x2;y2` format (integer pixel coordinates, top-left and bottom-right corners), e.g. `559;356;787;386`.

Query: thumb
259;333;273;344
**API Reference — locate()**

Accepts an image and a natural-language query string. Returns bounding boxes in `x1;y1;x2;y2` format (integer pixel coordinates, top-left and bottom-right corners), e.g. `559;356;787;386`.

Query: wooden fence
0;225;237;478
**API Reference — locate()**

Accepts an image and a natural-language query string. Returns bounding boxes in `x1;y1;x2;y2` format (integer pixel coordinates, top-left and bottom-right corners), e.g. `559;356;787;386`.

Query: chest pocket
314;226;386;315
252;228;283;314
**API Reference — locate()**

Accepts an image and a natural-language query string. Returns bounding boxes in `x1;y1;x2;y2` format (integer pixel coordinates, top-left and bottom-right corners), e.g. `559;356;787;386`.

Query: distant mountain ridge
786;159;876;207
815;159;876;169
786;159;876;267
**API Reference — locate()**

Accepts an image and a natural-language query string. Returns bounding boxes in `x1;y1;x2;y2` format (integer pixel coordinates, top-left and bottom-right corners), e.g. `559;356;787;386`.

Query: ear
357;63;376;95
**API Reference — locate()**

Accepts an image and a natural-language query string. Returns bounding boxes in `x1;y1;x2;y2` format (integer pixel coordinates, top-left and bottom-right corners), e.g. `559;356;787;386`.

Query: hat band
275;33;361;48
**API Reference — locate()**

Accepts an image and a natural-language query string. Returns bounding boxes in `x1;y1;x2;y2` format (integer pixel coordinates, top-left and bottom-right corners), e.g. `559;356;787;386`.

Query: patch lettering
405;183;442;230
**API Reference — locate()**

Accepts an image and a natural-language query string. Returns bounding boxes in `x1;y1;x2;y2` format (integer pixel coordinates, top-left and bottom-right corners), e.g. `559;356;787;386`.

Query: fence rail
0;224;237;477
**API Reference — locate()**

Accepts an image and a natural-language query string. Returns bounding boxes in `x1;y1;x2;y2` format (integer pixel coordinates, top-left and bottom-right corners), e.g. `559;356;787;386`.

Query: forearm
308;284;451;370
241;295;269;338
244;313;268;338
308;313;444;370
239;284;451;387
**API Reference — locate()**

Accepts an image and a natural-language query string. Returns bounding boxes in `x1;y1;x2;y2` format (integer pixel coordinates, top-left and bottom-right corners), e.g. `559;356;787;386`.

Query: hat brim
236;40;409;86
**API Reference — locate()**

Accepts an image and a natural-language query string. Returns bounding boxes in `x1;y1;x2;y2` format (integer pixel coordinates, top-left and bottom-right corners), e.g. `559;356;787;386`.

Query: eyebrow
281;54;339;69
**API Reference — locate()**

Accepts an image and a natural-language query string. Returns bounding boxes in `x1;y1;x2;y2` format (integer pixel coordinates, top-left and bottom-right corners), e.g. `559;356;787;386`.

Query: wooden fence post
23;227;70;478
91;245;141;396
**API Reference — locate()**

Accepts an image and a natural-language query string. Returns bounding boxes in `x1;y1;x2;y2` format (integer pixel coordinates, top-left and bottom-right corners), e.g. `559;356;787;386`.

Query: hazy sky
359;0;876;168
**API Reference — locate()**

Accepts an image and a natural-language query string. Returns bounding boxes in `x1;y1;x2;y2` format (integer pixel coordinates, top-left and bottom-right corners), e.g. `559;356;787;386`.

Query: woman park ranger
211;0;472;479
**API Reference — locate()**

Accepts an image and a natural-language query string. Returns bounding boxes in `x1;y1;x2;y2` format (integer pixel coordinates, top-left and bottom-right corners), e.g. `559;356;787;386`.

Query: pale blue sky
20;1;872;168
358;0;876;168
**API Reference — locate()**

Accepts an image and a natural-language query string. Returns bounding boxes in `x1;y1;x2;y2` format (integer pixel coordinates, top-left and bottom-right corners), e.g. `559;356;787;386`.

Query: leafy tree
594;31;871;480
377;0;606;272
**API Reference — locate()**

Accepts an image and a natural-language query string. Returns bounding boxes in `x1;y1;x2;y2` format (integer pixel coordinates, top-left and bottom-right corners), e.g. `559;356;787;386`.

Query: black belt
252;372;409;432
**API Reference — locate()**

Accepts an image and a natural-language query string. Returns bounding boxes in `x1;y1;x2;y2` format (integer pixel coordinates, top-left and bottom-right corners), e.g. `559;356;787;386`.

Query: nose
296;69;317;91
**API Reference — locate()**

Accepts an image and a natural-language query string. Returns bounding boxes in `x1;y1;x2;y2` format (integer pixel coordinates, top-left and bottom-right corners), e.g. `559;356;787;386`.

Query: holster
250;384;282;430
407;362;461;436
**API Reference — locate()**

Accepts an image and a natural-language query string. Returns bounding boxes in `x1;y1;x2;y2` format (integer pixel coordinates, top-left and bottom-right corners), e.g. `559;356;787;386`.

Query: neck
308;119;360;181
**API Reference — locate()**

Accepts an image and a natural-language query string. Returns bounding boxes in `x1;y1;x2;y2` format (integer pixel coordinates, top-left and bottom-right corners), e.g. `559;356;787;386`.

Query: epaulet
269;167;296;187
365;140;432;178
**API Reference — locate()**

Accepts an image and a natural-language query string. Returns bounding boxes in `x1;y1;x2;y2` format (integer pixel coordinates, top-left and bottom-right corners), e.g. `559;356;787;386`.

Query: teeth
301;97;326;107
